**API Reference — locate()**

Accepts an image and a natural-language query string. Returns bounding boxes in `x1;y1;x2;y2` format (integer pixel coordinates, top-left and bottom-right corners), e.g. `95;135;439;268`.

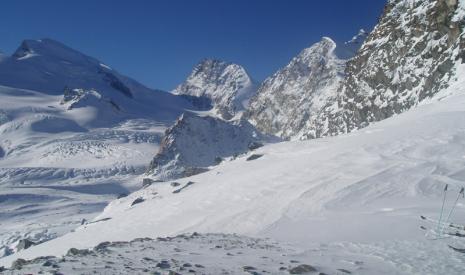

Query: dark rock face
246;154;264;161
319;0;465;136
131;197;145;206
99;70;133;98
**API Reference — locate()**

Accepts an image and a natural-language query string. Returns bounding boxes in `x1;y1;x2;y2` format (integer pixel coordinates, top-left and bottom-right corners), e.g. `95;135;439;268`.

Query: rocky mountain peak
246;37;345;140
173;58;257;119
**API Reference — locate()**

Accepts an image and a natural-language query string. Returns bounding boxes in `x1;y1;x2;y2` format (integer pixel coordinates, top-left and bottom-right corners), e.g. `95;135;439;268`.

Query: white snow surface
3;81;465;273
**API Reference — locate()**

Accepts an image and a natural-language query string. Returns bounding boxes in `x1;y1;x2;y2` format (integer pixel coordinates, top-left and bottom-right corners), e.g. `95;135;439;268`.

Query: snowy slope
173;59;257;119
3;75;465;273
247;37;345;140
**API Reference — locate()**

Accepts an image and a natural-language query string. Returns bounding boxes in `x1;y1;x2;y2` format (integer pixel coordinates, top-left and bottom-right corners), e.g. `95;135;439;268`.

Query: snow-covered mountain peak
173;58;257;119
246;37;345;140
296;37;337;63
12;39;98;65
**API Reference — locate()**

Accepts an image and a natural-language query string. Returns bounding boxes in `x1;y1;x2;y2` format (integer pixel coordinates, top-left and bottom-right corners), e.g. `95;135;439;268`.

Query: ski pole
441;187;465;235
437;184;448;236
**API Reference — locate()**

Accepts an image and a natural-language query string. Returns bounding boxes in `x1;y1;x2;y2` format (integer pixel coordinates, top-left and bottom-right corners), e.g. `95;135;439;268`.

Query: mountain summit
173;59;257;119
247;37;345;140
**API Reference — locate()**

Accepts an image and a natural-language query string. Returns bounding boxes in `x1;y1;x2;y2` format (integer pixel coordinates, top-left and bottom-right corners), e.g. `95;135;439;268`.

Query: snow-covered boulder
173;59;257;119
147;112;266;180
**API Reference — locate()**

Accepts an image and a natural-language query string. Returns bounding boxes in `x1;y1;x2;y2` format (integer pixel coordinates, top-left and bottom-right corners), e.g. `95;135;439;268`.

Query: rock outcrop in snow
246;37;345;140
61;88;121;111
173;59;257;119
147;113;265;180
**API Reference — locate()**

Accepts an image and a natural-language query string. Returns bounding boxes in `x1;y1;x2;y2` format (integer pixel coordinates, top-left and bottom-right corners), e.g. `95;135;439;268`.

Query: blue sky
0;0;386;91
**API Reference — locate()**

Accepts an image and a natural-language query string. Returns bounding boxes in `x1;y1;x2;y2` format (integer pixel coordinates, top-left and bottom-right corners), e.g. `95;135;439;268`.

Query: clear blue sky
0;0;386;91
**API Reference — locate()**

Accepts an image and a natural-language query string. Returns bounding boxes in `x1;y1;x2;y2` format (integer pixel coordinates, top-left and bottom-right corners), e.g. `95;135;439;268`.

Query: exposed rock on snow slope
147;112;267;180
0;233;413;275
173;59;257;119
247;37;345;140
316;0;465;136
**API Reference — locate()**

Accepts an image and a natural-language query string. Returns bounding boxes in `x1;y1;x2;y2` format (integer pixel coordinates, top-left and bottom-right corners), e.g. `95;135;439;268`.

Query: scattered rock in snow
289;264;318;274
246;154;263;161
116;193;128;199
142;178;157;188
173;181;195;194
170;182;181;187
130;197;145;206
15;239;37;251
11;258;27;270
156;260;171;269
